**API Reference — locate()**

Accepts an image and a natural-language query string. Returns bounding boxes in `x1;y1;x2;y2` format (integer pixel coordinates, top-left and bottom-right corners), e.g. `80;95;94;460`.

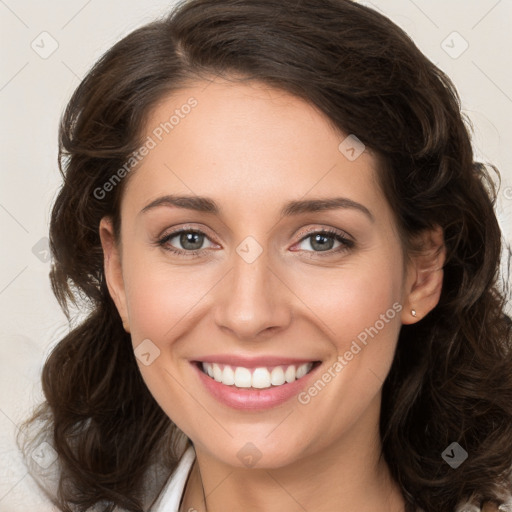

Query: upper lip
193;354;319;368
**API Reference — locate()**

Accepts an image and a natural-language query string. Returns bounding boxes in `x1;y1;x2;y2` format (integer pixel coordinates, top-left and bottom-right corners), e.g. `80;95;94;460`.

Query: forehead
122;79;388;223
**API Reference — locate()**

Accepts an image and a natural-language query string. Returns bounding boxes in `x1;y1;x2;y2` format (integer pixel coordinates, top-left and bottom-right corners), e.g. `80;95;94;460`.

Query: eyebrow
140;195;374;222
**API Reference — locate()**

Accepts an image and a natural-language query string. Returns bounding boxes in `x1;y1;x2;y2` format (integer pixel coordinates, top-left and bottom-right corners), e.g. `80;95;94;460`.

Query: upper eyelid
159;224;215;241
296;225;353;241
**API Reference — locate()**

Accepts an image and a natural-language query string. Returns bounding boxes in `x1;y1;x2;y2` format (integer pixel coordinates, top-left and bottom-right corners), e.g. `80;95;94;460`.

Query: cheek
123;261;212;341
119;250;216;433
289;251;403;348
286;249;404;412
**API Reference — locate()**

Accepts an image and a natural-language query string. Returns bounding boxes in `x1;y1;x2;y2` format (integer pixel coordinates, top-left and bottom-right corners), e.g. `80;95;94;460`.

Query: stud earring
411;309;417;317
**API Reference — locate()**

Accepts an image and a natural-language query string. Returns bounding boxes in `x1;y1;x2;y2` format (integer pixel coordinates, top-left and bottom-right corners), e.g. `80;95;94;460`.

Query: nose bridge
213;236;291;339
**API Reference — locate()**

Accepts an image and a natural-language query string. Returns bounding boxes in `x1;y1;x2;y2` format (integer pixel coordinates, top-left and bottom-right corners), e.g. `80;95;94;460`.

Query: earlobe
401;225;445;325
99;217;130;332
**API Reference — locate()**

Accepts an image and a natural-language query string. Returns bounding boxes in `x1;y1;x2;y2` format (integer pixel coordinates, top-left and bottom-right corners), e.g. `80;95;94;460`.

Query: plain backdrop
1;0;511;509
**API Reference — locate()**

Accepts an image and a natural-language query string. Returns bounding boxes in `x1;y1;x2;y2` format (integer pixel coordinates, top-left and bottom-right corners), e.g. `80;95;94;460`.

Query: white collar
150;445;196;512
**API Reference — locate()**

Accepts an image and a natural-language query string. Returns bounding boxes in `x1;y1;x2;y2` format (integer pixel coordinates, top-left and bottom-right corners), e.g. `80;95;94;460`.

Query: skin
100;78;445;512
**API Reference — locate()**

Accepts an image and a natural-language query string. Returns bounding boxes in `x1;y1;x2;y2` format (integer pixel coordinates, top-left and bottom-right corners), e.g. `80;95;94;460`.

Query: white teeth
200;362;314;388
270;366;285;386
213;363;223;382
222;365;235;385
252;367;271;389
234;367;252;388
203;362;214;378
296;363;309;379
284;365;296;383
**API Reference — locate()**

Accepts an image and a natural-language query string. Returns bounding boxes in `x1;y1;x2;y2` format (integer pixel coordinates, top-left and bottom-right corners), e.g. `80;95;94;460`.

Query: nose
213;246;293;341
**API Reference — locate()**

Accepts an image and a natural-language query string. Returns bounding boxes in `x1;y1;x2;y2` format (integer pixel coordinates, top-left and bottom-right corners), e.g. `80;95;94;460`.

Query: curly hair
18;0;512;511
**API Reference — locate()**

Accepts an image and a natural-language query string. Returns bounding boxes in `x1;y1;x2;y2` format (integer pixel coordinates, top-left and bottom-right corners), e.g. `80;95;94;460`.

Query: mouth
195;360;322;389
192;357;323;410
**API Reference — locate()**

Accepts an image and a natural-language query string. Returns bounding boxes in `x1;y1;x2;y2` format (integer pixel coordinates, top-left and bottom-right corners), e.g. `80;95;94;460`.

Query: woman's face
101;79;432;469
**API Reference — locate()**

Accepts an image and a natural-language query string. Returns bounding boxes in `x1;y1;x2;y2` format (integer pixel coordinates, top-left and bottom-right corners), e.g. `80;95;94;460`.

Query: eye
155;226;354;258
157;228;217;257
293;227;354;256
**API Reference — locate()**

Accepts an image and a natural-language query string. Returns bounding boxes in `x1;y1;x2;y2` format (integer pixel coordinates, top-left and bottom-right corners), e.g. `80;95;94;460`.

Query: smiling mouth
196;361;321;389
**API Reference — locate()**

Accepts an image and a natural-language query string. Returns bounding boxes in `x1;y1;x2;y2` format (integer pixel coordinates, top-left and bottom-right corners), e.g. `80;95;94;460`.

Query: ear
99;216;130;332
401;225;445;325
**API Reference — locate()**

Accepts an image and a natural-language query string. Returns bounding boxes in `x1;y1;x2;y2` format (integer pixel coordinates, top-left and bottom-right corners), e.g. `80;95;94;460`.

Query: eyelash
156;226;354;259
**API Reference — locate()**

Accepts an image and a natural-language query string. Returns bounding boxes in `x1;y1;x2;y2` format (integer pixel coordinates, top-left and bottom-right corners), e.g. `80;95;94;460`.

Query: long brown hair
18;1;512;511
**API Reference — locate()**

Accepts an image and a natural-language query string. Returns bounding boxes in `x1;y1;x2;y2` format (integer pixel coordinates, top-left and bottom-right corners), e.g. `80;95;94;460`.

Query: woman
18;0;512;511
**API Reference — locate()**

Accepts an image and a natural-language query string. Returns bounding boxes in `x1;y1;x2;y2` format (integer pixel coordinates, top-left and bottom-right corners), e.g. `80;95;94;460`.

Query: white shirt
151;445;196;512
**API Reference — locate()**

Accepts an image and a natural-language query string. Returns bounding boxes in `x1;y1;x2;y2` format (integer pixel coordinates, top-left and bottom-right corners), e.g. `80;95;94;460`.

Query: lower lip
192;362;321;411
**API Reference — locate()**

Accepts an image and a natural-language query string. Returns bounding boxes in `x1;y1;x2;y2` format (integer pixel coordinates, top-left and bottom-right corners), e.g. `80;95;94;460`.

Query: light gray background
1;0;511;509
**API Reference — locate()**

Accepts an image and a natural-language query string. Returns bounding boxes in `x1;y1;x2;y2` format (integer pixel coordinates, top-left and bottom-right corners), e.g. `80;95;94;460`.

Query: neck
180;394;406;512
